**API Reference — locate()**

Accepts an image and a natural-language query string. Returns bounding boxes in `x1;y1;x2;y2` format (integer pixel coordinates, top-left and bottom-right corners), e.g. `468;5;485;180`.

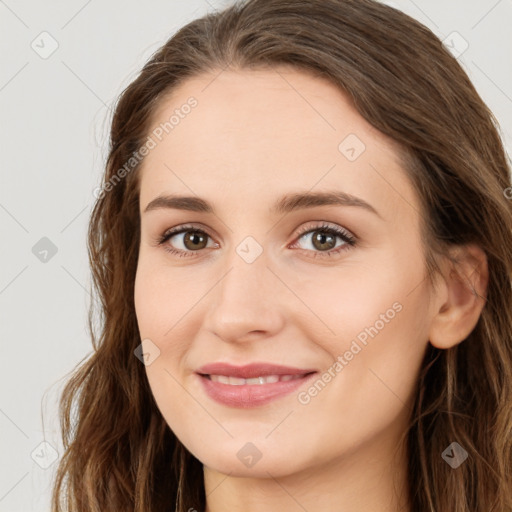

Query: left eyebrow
143;190;382;219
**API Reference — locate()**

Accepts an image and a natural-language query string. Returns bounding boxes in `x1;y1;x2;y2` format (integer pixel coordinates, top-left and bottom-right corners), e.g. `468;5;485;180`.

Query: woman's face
134;67;438;478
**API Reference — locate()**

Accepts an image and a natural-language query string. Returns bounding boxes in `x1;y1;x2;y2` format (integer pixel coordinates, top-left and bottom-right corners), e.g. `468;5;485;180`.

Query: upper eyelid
163;221;348;234
161;221;355;245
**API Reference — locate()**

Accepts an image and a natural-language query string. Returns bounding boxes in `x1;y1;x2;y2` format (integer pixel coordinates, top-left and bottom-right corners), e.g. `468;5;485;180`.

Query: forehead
138;67;415;219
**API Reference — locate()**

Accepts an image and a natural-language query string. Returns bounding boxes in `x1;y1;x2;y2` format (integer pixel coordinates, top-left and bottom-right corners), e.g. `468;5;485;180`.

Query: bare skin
133;67;488;512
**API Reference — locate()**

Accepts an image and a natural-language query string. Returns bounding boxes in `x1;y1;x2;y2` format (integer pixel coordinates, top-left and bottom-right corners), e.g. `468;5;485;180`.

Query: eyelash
156;222;357;259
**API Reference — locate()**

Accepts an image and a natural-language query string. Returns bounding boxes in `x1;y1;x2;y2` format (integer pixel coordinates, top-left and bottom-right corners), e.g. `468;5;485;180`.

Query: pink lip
196;362;318;408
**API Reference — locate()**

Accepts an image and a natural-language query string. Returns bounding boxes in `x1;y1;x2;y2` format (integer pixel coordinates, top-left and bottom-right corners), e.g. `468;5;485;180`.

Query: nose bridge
219;238;272;313
205;237;284;341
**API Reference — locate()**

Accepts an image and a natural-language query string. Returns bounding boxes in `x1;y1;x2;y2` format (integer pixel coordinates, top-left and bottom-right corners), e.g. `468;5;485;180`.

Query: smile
206;374;308;385
197;371;317;408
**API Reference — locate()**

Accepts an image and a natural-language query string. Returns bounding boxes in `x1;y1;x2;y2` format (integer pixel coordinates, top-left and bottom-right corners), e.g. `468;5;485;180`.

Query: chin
186;438;308;478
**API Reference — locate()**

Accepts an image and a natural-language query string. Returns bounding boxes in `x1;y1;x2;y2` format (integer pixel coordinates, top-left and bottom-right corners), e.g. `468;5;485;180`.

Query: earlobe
428;244;488;350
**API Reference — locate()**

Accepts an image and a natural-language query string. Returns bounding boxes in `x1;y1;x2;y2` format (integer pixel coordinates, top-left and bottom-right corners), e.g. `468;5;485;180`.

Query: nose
203;247;286;344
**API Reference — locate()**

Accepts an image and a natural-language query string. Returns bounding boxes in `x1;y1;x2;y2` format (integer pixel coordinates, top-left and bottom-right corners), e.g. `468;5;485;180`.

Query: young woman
51;0;512;511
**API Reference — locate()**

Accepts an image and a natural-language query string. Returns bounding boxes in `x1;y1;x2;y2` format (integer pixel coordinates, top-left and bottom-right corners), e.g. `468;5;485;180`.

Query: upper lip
196;362;317;379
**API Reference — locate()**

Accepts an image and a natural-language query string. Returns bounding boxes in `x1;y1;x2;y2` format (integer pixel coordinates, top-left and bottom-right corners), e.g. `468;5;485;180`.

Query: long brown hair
51;0;512;510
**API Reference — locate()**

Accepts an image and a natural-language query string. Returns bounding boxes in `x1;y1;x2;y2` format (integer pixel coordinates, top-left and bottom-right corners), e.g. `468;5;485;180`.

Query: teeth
209;374;303;385
228;376;246;385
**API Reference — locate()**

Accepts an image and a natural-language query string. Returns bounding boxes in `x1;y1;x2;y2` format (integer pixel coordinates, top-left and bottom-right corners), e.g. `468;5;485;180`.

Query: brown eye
310;230;338;251
159;226;215;257
158;222;356;259
292;223;356;257
182;231;209;250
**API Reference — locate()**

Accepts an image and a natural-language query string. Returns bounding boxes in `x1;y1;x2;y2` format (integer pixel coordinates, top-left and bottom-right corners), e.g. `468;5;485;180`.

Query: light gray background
0;0;511;510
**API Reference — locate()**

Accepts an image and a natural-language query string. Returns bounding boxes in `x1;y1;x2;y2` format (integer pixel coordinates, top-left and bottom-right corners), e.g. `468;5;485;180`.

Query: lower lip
197;373;317;408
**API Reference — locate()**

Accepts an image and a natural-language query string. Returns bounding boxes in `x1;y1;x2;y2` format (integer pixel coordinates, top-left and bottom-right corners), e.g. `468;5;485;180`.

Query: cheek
134;261;157;331
134;268;191;434
288;258;416;351
134;255;202;336
293;254;430;409
291;283;429;459
311;243;429;355
134;258;199;402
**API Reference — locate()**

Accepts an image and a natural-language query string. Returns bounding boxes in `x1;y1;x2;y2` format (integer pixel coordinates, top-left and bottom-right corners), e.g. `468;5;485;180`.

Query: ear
428;244;489;350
